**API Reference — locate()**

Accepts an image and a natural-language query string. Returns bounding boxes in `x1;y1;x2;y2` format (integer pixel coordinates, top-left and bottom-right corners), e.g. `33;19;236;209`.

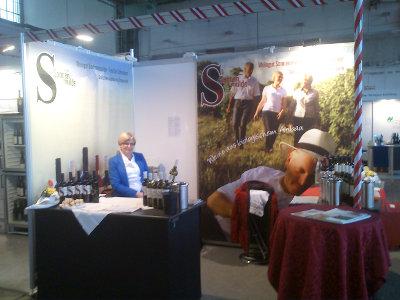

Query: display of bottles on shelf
319;155;355;206
12;176;27;223
54;148;112;204
13;123;24;145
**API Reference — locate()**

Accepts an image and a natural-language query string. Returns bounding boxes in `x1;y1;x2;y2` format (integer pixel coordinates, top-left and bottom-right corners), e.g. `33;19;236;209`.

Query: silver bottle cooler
362;180;374;210
179;182;189;210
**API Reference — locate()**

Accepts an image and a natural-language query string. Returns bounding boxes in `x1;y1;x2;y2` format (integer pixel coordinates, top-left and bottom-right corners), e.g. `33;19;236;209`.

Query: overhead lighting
76;35;93;42
2;45;15;53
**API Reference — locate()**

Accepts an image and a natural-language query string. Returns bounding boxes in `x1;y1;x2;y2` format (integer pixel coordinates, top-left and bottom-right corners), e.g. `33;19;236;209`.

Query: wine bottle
81;171;91;203
102;170;111;194
13;200;19;221
95;155;103;193
91;170;99;203
19;150;25;169
142;171;149;206
17;90;23;115
147;172;154;207
13;125;18;145
16;176;23;197
57;173;66;202
66;172;75;199
18;125;23;145
153;172;161;209
74;171;82;199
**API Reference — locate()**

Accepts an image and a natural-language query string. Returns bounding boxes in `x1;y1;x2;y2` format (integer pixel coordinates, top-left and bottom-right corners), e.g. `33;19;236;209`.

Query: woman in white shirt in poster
254;71;287;152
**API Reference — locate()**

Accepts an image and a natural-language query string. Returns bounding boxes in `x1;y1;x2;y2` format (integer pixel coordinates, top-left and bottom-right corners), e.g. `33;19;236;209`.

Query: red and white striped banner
63;26;77;37
234;1;254;14
170;10;186;22
212;4;230;17
190;7;208;20
26;31;40;42
260;0;281;11
287;0;305;8
353;0;364;209
84;23;101;34
152;13;168;25
46;29;59;40
311;0;326;5
107;19;122;31
16;0;354;45
127;16;143;29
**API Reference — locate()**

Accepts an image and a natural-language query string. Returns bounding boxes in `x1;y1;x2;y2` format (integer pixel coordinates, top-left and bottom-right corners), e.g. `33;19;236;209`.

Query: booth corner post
353;0;364;209
20;31;37;293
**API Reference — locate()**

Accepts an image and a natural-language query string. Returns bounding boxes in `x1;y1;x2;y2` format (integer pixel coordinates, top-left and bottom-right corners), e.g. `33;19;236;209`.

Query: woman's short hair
118;132;136;145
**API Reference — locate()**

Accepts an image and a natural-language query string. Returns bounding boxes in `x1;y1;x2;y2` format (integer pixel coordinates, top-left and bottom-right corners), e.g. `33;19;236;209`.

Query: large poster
23;41;134;204
198;43;354;241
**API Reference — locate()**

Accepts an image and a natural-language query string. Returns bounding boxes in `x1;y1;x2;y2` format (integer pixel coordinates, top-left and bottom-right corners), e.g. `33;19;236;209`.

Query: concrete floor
1;234;400;300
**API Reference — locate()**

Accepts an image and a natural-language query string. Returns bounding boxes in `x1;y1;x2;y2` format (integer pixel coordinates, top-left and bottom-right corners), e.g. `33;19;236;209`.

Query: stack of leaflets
291;208;371;224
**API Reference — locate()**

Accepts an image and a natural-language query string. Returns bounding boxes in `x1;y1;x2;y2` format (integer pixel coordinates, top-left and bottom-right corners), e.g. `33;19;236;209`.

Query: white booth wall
133;58;198;201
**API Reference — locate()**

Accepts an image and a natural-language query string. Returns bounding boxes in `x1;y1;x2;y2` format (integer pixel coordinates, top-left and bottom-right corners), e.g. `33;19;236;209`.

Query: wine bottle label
85;184;92;194
76;185;82;194
61;187;68;197
18;136;23;145
142;186;147;196
14;137;18;145
67;185;75;196
58;188;64;197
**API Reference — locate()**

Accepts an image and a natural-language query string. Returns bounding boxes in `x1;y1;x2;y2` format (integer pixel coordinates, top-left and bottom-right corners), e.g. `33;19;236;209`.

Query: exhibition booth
0;4;399;298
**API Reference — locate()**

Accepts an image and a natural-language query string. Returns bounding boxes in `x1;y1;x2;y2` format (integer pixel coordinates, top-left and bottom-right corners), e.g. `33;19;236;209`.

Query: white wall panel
133;58;198;201
23;41;134;204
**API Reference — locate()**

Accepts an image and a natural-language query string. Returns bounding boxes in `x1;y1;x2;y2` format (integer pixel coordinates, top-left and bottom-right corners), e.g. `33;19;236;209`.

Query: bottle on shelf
16;176;24;198
17;90;23;115
19;150;25;169
12;200;19;221
147;172;155;208
17;125;23;145
13;125;18;145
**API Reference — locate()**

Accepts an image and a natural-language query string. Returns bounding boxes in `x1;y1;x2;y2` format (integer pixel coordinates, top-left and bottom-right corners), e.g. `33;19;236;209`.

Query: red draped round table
268;204;390;300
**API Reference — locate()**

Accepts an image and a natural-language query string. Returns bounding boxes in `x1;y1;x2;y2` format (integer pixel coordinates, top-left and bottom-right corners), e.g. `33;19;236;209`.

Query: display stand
34;203;203;299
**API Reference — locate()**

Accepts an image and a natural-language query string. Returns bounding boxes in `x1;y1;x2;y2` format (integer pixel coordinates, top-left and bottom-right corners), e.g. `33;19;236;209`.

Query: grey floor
1;234;400;300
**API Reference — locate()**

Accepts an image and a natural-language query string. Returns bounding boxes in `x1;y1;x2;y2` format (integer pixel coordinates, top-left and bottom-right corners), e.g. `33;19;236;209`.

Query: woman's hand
253;111;260;121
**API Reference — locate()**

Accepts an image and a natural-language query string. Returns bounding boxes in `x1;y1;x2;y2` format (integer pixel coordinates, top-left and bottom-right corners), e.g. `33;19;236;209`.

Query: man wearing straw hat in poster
207;129;336;237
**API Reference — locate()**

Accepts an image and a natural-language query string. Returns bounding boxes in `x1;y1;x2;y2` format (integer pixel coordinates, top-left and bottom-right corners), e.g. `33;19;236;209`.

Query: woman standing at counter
109;132;148;197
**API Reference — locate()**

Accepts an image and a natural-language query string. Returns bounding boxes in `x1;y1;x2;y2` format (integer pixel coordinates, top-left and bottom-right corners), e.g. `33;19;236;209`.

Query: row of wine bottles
55;170;111;203
142;165;178;209
54;147;112;203
13;123;24;145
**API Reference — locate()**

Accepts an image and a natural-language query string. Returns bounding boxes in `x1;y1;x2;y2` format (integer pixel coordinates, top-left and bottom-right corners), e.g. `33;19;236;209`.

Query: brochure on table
291;208;371;224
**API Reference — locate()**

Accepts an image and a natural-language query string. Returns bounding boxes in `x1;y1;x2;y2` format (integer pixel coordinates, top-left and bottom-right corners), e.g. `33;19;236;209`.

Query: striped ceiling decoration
16;0;352;43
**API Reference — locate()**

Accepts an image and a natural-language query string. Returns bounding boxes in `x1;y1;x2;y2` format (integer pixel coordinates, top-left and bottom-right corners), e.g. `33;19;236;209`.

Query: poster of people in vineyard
197;43;354;241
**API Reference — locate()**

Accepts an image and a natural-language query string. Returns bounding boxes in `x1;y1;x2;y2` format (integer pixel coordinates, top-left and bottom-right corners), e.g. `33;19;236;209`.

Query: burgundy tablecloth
268;204;390;300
